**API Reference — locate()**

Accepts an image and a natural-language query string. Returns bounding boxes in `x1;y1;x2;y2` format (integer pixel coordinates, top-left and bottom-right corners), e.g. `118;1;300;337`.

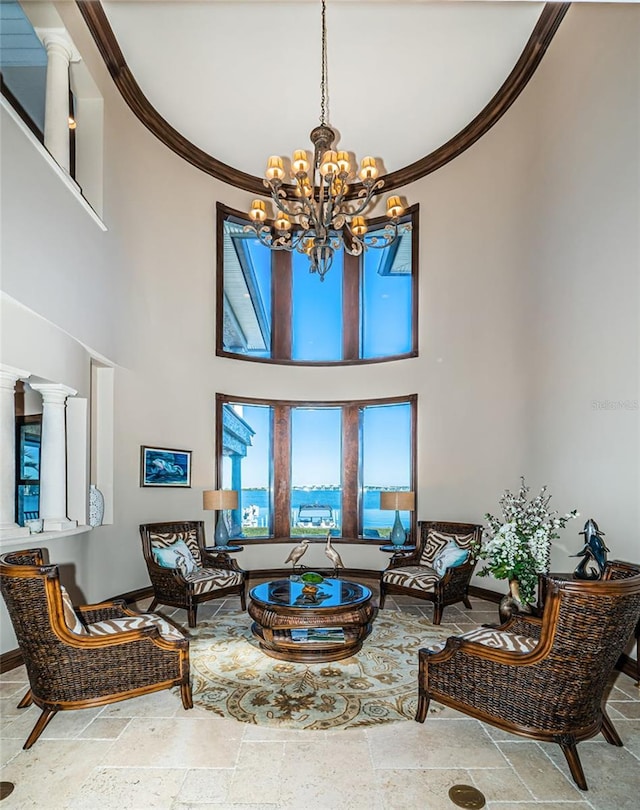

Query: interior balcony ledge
0;525;92;550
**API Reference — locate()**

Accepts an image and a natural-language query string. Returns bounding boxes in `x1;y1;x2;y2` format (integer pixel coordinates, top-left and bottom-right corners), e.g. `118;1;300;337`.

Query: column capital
30;383;78;405
35;28;81;63
0;364;31;391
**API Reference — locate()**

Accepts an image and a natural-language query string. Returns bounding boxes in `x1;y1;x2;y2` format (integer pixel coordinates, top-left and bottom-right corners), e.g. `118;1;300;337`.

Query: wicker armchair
416;571;640;790
139;520;246;627
379;520;482;624
0;548;192;750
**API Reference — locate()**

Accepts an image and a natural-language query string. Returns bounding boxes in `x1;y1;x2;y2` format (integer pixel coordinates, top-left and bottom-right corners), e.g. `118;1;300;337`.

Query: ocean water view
237;488;406;533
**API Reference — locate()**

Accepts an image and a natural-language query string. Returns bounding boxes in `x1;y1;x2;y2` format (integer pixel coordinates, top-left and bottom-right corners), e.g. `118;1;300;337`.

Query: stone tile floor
1;591;638;809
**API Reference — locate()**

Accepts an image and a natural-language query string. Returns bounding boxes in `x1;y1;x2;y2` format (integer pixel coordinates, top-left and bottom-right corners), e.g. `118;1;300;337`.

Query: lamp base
214;512;230;547
389;510;406;546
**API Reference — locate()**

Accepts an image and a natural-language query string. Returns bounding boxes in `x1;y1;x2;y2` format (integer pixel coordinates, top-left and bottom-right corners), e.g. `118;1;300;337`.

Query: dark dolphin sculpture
571;518;609;579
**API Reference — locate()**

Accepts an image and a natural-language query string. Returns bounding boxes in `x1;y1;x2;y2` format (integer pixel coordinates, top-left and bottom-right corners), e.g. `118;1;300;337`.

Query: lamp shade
380;491;415;512
203;490;238;511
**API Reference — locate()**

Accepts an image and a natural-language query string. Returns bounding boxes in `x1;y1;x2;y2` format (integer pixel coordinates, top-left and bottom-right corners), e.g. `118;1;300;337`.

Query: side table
379;544;415;555
204;544;245;575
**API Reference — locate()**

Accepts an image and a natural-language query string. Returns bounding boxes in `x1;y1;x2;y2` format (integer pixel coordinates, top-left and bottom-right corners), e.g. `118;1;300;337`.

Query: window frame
216;202;419;366
215;392;417;544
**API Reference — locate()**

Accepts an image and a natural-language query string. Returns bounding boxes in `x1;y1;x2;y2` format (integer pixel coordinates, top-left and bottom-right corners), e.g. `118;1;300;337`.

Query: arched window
216;203;418;365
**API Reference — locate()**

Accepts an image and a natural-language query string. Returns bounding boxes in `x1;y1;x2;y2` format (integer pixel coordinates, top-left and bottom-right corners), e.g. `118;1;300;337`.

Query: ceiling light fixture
246;0;410;281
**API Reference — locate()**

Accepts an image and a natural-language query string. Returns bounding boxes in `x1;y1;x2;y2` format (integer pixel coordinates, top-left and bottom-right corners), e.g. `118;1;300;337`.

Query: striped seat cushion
186;568;244;595
59;585;88;636
382;565;439;592
149;528;202;567
86;613;185;642
427;626;538;654
420;530;476;566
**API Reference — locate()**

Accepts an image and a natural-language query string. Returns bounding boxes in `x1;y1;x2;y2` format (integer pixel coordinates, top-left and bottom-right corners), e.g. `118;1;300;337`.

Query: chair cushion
427;626;538;654
432;541;470;577
152;540;198;575
86;612;185;642
149;528;202;566
382;565;439;592
185;568;244;595
59;586;88;635
420;529;476;566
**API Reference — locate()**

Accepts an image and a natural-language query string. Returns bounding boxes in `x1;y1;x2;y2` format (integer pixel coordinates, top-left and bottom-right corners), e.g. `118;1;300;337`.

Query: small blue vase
389;510;406;546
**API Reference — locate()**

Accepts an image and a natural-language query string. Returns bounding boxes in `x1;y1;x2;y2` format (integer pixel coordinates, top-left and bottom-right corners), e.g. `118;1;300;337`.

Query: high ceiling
100;1;547;179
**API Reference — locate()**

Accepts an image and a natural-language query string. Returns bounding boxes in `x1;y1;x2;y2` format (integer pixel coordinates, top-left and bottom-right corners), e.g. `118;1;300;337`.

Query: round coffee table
248;577;374;662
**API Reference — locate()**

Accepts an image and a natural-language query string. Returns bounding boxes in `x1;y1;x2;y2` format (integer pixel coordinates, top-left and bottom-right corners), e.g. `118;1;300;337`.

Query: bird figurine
284;538;310;570
324;533;344;578
572;518;609;579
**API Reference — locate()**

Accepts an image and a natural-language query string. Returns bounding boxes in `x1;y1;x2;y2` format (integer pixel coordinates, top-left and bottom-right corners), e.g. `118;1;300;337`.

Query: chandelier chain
320;0;327;127
246;0;410;280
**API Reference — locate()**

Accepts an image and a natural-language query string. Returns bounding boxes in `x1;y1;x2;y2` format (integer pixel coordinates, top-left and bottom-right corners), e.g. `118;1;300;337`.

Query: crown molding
76;1;570;195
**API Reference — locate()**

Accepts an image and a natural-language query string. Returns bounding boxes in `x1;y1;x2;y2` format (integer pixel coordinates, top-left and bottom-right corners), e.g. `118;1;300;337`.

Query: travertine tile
613;719;640;758
68;766;186;809
0;703;101;740
375;767;472;810
609;673;640;700
541;738;640;808
0;734;24;767
176;767;234;804
278;736;381;810
487;801;593;810
0;739;113;808
607;701;640;719
228;741;284;804
243;723;326;741
101;717;243;768
367;719;508;769
0;681;26;699
76;716;131;739
97;688;187;718
471;764;534;802
497;741;583;801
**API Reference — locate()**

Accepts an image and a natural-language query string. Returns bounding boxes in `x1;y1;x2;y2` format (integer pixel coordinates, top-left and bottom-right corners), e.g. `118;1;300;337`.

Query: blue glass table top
250;578;371;609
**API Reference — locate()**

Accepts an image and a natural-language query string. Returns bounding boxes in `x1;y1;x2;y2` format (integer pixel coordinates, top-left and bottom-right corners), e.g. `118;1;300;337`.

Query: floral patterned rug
187;609;449;730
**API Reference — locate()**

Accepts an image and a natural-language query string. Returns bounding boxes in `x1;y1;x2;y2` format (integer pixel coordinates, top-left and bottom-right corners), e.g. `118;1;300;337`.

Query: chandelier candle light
203;489;238;547
380;491;415;547
246;0;410;281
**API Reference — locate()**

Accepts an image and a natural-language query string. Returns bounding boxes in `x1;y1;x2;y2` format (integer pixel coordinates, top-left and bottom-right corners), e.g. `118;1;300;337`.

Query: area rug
187;609;450;730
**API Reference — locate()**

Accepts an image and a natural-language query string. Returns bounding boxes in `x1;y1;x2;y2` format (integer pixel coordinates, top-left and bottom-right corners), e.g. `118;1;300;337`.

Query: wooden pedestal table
248;578;374;662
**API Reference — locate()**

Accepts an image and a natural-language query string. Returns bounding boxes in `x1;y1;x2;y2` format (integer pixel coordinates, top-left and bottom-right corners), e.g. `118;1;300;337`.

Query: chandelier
246;0;410;281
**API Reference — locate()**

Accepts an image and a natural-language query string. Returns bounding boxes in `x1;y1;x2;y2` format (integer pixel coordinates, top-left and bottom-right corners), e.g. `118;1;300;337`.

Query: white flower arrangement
477;477;578;605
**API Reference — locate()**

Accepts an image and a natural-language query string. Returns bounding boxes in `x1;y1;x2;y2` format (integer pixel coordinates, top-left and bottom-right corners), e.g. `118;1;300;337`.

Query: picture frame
140;446;192;488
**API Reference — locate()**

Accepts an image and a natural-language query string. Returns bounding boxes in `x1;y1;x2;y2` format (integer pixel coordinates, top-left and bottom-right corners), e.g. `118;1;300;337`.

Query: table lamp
380;491;415;546
203;489;238;547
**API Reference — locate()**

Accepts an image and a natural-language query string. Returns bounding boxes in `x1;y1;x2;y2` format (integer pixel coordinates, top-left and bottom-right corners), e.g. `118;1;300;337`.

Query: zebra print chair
0;548;192;749
379;520;482;624
416;570;640;790
139;520;246;627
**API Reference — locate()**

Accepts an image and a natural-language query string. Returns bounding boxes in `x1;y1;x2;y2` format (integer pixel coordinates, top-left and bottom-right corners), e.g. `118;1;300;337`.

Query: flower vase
88;484;104;527
498;578;522;624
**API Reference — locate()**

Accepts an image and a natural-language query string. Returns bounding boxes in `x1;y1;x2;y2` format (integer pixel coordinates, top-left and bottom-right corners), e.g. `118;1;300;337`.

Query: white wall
1;3;638;656
519;4;640;571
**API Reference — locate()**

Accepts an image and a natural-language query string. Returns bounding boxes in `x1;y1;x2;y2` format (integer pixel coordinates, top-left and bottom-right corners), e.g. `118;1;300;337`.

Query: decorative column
0;365;31;539
30;383;77;531
35;28;80;173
